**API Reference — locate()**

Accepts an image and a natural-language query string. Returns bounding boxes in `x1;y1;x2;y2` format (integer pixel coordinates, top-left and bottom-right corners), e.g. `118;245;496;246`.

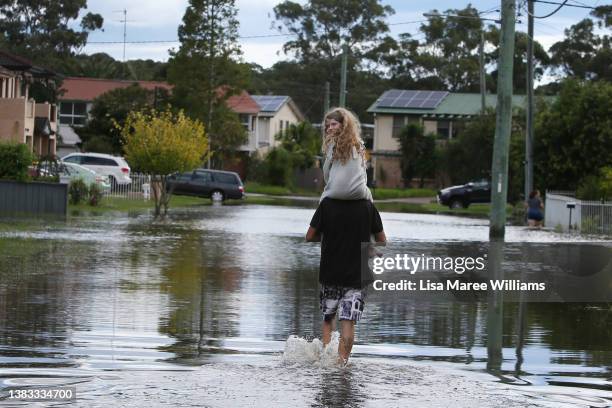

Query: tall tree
410;5;484;92
79;84;170;154
486;29;551;93
273;0;396;66
534;79;612;191
0;0;103;67
167;0;248;165
549;7;611;81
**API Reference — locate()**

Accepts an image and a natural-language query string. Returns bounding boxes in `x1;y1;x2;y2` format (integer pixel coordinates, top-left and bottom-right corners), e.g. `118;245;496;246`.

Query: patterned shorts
319;284;366;321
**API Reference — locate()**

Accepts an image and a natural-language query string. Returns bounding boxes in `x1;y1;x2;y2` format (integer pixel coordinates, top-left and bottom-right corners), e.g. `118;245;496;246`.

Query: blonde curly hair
322;107;365;165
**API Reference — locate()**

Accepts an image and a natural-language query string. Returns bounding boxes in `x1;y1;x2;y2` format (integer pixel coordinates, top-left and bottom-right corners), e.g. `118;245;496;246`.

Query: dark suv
167;169;244;201
437;180;491;209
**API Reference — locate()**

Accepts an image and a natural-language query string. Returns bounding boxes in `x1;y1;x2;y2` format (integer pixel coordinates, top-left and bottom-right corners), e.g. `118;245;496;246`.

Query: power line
84;16;470;45
531;0;569;18
532;0;595;10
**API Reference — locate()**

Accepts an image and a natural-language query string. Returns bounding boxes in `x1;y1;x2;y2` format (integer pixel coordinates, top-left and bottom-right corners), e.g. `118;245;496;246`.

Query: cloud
82;43;174;61
87;0;188;29
240;41;288;68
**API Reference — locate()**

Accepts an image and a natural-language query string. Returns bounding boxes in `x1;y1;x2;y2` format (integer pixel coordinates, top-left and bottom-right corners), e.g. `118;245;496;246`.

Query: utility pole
489;0;516;239
324;81;330;114
121;9;127;62
113;9;130;62
479;30;486;114
339;43;348;107
525;0;535;201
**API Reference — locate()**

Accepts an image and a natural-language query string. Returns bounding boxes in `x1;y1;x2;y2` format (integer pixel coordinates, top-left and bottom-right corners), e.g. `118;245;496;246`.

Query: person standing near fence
526;190;544;228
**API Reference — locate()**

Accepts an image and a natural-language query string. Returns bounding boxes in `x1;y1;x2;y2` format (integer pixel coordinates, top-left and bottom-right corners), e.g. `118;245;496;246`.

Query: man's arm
374;231;386;244
305;226;321;242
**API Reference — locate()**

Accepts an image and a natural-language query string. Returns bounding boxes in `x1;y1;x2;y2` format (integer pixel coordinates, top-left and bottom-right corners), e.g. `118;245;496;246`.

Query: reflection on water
0;206;611;407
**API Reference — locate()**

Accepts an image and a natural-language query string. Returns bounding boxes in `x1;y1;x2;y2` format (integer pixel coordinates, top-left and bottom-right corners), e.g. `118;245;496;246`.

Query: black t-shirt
309;198;383;288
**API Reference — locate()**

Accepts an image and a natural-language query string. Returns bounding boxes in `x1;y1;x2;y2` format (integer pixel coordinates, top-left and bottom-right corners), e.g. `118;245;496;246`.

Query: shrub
88;183;103;206
510;202;527;225
577;167;612;201
265;147;293;187
68;179;89;205
33;175;59;183
245;152;268;183
0;142;35;181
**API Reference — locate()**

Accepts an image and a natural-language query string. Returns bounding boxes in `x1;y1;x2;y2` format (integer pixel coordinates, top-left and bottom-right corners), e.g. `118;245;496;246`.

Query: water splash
281;332;343;367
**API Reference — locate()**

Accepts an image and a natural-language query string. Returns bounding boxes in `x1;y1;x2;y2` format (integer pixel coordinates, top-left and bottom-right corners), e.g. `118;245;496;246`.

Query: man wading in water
306;107;387;364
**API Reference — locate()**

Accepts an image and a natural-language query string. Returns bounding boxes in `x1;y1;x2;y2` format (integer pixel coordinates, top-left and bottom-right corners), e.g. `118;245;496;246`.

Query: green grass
244;182;320;197
68;195;211;214
371;187;437;199
244;182;436;200
239;196;319;208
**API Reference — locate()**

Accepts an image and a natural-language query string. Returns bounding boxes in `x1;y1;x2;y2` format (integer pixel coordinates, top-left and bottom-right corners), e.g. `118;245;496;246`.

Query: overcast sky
80;0;599;68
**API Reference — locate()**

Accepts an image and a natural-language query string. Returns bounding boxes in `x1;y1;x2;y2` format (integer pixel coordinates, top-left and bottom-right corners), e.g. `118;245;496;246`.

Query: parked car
437;179;491;209
58;162;111;193
62;152;131;188
167;169;244;201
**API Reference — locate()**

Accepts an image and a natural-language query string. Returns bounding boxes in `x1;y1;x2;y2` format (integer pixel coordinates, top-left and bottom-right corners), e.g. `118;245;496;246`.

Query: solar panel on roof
375;90;448;110
252;95;288;112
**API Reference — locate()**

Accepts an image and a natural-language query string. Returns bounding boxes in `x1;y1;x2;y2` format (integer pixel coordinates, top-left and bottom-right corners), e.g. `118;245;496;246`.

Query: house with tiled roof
367;90;528;188
0;50;59;157
58;77;171;127
57;77;267;158
250;95;304;154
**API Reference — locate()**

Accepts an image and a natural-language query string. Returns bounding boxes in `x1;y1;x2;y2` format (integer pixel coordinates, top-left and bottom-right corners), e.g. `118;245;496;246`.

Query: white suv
62;152;131;187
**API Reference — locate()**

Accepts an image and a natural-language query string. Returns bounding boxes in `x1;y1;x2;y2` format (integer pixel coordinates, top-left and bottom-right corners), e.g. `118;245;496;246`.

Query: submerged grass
375;202;512;217
66;195;505;218
1;193;507;222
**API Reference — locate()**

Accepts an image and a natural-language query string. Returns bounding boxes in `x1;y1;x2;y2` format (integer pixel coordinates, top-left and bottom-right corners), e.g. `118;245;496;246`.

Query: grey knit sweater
320;142;373;203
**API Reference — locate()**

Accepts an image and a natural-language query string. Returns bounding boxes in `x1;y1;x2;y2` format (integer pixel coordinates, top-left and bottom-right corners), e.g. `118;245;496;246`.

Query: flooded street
0;204;611;407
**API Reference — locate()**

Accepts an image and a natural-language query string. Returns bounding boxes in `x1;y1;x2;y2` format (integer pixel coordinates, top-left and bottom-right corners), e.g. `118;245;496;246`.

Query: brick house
0;50;58;157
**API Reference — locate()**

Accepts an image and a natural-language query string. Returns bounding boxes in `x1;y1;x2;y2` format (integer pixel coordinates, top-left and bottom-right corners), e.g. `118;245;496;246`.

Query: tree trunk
151;176;163;216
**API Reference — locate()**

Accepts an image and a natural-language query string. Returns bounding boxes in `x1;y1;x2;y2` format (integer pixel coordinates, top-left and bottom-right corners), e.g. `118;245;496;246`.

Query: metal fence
545;190;612;235
0;180;68;216
580;199;612;235
106;173;152;200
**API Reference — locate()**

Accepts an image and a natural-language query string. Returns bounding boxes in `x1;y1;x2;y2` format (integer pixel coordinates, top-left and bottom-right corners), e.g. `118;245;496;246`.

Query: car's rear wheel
449;199;465;209
211;190;224;202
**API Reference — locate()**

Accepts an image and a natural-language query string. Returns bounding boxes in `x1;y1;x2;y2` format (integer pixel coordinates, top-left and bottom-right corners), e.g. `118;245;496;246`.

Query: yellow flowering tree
119;109;209;216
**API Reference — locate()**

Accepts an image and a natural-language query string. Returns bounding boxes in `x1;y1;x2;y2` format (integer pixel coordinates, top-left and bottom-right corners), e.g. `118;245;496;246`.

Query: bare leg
322;316;336;346
338;320;356;364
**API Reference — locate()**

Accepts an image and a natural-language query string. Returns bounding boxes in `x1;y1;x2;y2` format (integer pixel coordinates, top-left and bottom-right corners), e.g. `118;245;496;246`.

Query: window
436;120;450;139
193;171;212;183
82;156;117;166
238;114;250;131
59;102;88;126
63;155;82;164
392;115;406;138
213;173;238;185
175;173;192;183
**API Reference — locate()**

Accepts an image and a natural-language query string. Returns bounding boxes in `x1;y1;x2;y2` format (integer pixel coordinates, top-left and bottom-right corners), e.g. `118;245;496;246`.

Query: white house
250;95;305;155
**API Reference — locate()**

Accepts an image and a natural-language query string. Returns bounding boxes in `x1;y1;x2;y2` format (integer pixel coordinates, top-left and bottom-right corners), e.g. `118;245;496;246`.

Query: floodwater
0;204;610;407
